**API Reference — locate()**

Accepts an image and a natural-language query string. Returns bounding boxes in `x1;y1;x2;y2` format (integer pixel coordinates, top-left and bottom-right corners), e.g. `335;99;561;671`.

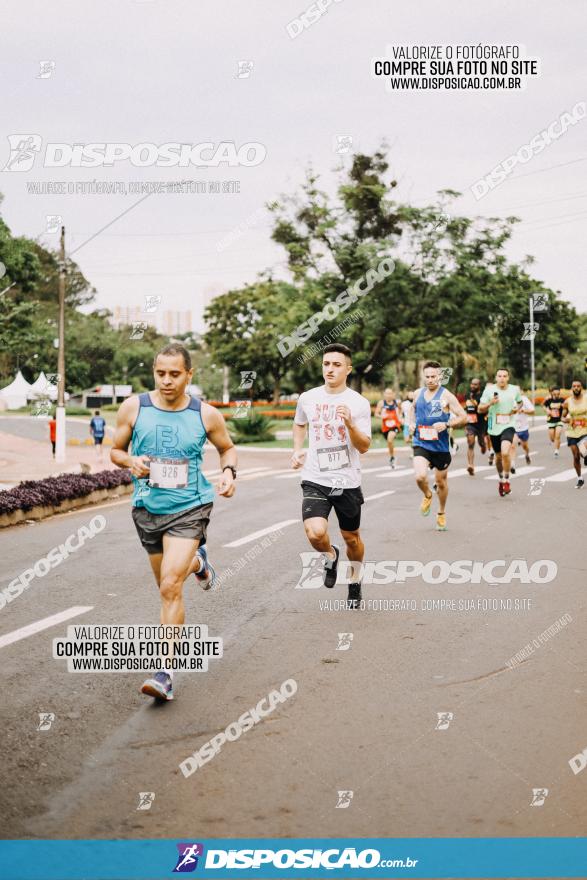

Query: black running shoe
510;465;516;475
347;582;362;609
488;452;495;466
323;545;340;588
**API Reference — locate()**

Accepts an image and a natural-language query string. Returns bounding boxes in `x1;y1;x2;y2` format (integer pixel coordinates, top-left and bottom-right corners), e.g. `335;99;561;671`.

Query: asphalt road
1;423;585;846
0;415;106;444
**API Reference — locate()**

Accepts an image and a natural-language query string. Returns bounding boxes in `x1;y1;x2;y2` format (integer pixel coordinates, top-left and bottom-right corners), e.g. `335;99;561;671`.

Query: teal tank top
131;392;215;514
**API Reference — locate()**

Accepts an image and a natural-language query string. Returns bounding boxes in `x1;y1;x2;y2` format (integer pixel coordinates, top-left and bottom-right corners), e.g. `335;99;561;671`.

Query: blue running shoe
194;544;217;591
141;670;173;701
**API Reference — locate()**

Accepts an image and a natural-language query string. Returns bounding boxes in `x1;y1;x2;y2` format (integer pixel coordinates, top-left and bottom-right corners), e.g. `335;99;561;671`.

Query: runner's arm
110;397;150;476
374;399;383;417
477;386;494;415
346;419;370;454
202;404;237;496
292;420;307;452
408;391;419;433
445;391;467;428
561;399;570;422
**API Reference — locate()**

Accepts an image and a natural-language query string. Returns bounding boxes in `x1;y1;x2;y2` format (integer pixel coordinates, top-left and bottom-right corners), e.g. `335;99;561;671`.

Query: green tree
204;279;301;402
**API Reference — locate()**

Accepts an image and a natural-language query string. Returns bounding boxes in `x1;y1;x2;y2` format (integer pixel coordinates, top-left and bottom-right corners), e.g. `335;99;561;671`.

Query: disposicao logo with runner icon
173;842;204;873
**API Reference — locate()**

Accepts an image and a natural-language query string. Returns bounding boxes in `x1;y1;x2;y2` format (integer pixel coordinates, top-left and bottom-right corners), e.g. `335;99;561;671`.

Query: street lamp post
528;295;536;426
55;226;67;463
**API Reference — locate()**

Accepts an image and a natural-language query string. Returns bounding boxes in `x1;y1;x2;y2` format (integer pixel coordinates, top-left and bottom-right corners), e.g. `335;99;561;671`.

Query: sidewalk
0;431;118;489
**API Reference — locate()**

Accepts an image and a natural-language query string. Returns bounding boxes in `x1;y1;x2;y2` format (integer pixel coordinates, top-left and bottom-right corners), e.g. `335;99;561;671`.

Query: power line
503;156;587;181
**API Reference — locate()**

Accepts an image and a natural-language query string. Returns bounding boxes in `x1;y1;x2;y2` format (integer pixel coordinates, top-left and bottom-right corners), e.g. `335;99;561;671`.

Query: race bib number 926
148;457;189;489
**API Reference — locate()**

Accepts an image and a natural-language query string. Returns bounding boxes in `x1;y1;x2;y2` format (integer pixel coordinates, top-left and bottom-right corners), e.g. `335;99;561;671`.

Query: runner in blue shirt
408;361;467;531
89;410;106;462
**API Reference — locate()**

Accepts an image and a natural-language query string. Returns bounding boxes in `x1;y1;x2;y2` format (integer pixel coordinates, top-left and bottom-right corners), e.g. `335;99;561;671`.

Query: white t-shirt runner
515;396;534;433
294;385;372;489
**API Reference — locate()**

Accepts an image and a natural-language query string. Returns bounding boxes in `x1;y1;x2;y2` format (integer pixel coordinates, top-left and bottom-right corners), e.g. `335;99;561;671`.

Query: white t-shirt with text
294;385;372;489
515;396;534;433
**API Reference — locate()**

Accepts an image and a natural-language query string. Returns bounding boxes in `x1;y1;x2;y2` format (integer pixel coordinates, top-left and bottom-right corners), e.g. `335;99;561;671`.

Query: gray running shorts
131;503;213;555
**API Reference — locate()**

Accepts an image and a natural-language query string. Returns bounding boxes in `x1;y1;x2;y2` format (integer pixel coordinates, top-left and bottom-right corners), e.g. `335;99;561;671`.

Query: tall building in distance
196;284;227;332
109;306;192;336
110;305;156;330
157;310;192;336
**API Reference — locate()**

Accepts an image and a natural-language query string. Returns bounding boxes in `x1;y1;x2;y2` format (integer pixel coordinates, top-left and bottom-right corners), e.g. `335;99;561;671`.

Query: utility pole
222;365;229;405
55;226;67;463
529;295;536;426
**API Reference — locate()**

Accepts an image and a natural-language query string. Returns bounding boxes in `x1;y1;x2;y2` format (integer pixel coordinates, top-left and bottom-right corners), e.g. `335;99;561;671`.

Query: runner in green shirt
478;368;523;497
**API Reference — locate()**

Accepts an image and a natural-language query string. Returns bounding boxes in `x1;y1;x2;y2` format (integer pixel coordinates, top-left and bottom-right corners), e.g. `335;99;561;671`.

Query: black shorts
489;427;515;453
465;422;487;437
301;480;364;532
413;446;452;471
567;434;587;447
131;502;213;555
94;436;104;445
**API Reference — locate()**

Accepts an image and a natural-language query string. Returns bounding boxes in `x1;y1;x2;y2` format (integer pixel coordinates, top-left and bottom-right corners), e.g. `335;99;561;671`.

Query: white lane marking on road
485;466;545;480
224;519;299;548
0;606;93;650
375;468;413;479
448;466;493;478
364;490;396;502
240;468;293;481
362;465;407;474
545;469;580;482
205;466;272;479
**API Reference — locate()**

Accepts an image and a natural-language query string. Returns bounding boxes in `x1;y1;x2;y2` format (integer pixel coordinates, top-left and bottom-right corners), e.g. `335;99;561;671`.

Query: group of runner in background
375;378;587;489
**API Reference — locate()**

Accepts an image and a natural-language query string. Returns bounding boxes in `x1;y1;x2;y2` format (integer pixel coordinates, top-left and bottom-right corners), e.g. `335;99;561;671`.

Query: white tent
0;371;34;409
28;371;58;400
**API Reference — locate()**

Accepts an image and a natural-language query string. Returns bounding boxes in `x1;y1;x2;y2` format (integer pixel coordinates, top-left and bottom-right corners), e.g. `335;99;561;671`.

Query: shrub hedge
0;469;132;515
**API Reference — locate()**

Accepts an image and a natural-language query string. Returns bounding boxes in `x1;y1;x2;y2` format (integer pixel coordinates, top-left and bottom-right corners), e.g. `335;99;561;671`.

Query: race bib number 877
317;444;350;471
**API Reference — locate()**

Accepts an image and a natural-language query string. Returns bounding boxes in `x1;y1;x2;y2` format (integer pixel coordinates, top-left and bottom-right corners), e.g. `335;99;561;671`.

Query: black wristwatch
223;465;237;480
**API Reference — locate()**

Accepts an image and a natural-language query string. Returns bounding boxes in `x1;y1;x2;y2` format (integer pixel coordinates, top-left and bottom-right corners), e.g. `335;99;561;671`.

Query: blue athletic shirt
90;416;106;437
413;386;450;452
130;392;214;514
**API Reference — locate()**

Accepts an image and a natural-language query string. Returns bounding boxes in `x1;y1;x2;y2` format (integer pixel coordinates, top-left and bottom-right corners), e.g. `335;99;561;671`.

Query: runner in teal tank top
111;343;237;702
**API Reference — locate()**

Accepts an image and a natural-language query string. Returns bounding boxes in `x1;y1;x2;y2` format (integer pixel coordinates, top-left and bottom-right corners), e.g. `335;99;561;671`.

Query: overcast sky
2;0;586;332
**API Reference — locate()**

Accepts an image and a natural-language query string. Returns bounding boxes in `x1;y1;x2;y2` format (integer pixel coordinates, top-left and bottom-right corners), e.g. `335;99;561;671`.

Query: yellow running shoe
420;492;433;516
436;512;447;531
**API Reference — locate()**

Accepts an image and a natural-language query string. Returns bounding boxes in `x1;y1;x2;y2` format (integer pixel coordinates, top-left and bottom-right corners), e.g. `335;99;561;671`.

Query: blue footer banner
0;838;585;879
